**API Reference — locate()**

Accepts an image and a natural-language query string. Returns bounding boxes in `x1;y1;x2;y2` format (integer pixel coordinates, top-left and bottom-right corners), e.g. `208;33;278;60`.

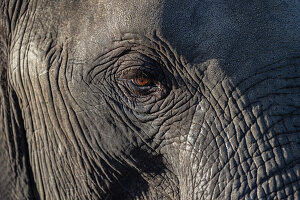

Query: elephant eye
131;77;152;87
114;52;168;99
117;67;161;97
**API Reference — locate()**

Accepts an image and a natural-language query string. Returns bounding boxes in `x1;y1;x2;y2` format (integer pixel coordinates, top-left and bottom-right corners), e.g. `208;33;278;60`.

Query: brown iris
131;77;151;86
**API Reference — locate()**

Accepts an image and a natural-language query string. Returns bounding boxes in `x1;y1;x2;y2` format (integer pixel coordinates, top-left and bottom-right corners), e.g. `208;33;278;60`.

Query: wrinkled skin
0;0;300;199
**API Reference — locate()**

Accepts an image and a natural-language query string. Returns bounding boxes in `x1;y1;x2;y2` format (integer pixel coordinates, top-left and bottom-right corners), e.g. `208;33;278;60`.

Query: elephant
0;0;299;199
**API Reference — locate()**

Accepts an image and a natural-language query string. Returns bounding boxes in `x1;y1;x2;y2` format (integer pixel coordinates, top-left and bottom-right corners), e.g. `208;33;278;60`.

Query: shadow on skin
108;148;167;199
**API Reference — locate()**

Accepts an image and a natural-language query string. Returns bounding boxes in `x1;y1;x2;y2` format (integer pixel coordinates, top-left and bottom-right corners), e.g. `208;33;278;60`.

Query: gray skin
0;0;299;199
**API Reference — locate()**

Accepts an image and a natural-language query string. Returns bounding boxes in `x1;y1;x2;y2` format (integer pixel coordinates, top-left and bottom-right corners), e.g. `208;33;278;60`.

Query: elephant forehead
11;0;299;85
36;0;165;51
31;0;236;62
34;0;298;66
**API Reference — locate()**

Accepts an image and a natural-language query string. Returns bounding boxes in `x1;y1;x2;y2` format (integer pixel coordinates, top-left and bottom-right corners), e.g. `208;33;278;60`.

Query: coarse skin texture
0;0;299;199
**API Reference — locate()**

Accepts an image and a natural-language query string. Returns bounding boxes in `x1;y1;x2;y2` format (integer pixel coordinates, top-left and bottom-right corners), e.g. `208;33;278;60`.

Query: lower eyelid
131;82;152;89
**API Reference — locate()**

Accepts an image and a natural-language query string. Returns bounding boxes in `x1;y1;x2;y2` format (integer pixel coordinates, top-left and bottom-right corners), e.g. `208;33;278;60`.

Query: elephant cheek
177;90;300;199
178;101;214;199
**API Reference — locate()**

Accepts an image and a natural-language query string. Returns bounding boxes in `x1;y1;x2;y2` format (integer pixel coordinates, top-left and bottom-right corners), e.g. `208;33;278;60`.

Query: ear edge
0;3;38;199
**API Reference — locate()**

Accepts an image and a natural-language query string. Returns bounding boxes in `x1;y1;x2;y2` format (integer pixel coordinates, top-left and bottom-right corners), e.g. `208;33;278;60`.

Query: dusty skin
0;0;299;199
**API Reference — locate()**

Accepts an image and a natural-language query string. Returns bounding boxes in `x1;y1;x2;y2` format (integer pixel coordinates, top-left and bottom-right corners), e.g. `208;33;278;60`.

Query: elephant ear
0;1;36;199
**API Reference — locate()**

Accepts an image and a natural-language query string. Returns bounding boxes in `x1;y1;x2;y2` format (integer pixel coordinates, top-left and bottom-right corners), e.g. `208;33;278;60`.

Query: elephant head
0;0;299;199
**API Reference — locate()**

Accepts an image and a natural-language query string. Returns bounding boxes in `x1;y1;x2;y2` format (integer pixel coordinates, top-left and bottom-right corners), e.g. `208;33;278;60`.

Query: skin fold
0;0;299;199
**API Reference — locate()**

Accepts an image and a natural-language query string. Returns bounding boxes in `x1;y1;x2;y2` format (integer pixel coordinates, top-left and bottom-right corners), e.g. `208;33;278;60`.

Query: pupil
139;78;147;85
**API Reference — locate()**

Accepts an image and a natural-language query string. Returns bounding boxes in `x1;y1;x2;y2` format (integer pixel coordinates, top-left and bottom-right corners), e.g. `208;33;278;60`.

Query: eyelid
117;67;155;80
